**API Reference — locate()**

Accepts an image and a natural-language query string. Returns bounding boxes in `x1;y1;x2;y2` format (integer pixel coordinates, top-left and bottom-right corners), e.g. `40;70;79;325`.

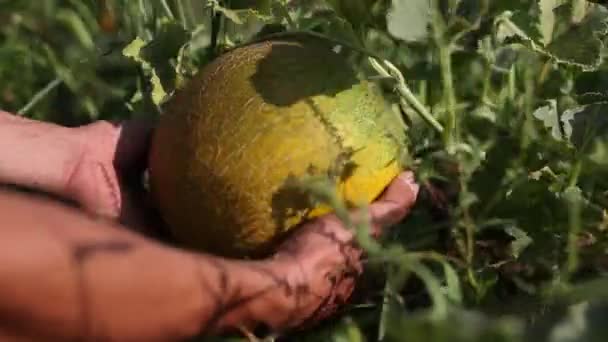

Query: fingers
268;172;419;329
279;171;419;254
369;171;419;228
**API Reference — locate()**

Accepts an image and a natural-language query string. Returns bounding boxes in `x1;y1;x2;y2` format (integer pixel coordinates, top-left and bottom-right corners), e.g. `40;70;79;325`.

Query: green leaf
386;0;431;42
442;261;463;304
150;69;167;106
561;103;608;149
545;3;608;70
122;37;146;63
409;259;448;321
494;1;544;43
504;225;533;258
531;101;608;151
496;3;608;71
140;21;189;67
533;100;564;141
511;2;544;42
562;185;584;204
122;36;168;106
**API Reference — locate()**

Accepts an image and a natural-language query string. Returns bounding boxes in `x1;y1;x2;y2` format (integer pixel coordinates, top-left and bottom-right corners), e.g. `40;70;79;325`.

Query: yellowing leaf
122;37;146;63
150;69;167;105
123;37;168;106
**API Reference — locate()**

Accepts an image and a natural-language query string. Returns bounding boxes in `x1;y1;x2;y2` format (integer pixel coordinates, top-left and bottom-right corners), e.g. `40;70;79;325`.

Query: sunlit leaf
386;0;430;42
533;100;563;140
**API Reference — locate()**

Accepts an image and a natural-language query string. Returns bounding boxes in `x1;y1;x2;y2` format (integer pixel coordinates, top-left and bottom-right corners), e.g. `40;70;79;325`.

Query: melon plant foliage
6;0;608;341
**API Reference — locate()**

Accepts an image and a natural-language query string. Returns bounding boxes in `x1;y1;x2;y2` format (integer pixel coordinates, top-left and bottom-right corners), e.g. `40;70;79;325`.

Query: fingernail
399;171;415;184
399;172;419;198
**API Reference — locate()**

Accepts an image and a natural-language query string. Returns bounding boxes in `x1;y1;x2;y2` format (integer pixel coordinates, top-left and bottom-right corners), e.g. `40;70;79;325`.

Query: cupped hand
244;172;419;332
199;172;419;336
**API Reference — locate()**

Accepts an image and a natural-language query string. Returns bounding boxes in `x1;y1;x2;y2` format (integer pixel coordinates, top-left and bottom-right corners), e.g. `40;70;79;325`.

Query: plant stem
17;78;62;116
431;0;457;149
138;0;148;22
160;0;175;19
565;188;582;276
508;65;516;103
137;0;153;40
369;58;444;134
460;179;480;296
568;160;582;188
209;5;221;54
439;44;458;148
399;89;444;134
175;0;188;28
418;79;428;105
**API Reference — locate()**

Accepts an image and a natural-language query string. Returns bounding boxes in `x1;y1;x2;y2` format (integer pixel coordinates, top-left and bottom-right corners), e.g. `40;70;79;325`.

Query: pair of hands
0;111;419;340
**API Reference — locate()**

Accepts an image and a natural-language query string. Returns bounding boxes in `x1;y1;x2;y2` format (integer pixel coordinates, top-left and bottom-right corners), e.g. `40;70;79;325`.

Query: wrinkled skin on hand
0;111;419;340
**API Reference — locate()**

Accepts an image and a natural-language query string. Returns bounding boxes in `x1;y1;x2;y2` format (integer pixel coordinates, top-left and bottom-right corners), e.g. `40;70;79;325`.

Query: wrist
205;257;301;334
0;113;85;197
0;112;123;218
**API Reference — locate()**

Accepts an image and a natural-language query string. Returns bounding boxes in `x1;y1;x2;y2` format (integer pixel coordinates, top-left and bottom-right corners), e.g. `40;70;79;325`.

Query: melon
148;35;408;258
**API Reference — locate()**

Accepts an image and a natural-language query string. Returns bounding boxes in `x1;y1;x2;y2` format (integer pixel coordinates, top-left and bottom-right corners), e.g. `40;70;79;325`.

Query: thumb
369;171;419;229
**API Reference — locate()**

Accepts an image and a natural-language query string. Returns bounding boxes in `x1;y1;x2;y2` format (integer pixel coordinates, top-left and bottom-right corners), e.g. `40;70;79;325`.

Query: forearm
0;111;84;199
0;189;295;340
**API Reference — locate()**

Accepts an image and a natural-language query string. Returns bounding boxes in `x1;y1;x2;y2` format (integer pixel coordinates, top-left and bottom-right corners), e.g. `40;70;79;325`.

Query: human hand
65;119;155;227
0;111;154;228
212;171;420;333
